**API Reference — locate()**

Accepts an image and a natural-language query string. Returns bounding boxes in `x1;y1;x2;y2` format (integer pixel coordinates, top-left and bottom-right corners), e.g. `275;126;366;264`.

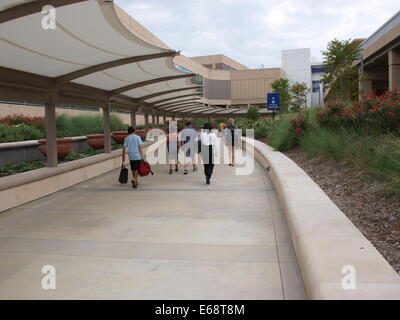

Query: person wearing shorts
122;126;144;189
179;121;198;175
167;125;180;174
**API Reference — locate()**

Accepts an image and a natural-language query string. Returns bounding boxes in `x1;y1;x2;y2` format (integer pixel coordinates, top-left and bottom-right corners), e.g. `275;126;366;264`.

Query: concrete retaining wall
243;137;400;300
0;137;91;167
0;142;152;213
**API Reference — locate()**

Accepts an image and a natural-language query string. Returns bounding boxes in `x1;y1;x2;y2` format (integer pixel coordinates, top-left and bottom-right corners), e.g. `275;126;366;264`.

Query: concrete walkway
0;154;306;299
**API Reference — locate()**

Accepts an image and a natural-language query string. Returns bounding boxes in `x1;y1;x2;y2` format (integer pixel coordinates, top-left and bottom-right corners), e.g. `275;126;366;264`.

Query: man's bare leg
192;155;198;171
132;170;139;187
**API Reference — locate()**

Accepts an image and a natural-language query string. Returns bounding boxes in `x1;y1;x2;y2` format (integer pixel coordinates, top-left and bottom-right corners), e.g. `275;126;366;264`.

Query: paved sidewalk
0;154;306;299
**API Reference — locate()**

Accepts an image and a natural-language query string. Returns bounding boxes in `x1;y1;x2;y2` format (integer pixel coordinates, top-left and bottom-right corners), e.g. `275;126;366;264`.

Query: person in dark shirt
224;118;239;167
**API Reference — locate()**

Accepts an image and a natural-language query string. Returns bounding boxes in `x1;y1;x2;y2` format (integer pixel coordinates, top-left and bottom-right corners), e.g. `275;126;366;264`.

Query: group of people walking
122;119;239;187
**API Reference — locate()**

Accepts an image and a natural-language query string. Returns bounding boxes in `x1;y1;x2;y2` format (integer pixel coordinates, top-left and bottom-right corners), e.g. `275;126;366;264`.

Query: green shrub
300;127;400;194
299;126;357;162
268;118;296;151
254;126;269;139
247;106;260;122
55;114;126;138
0;114;128;142
361;136;400;194
0;160;45;177
0;123;43;142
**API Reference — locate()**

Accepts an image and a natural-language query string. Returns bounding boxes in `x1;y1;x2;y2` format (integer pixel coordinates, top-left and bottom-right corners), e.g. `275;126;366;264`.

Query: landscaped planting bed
283;148;400;274
0;144;123;178
251;90;400;274
0;160;45;177
0;114;127;143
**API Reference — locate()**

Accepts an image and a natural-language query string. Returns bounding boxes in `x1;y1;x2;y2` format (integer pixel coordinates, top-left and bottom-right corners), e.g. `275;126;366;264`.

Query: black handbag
118;164;128;184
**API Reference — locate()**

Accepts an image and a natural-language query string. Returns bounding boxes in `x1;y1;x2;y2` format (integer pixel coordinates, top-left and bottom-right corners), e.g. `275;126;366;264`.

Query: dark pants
201;144;214;179
204;163;214;179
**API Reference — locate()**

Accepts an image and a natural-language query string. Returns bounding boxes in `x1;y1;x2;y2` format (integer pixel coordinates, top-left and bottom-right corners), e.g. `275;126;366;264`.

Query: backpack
138;160;154;177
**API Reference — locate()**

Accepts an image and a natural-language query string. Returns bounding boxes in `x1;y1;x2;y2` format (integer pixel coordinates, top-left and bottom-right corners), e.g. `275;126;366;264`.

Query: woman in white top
200;123;218;185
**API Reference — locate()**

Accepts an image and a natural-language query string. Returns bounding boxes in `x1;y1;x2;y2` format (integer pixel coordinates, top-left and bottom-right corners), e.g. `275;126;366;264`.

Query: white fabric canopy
0;0;210;115
0;0;264;117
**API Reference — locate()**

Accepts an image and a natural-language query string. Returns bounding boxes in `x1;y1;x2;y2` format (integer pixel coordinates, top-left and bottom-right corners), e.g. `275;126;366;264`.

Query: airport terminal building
175;50;325;110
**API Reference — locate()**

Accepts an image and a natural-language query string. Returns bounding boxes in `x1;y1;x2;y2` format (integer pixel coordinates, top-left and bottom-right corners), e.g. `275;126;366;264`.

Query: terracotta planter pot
87;134;105;150
38;138;73;161
135;129;146;140
112;131;129;144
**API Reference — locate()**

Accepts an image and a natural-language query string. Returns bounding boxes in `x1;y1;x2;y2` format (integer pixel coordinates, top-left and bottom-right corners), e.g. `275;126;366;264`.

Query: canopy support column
103;101;112;153
389;50;400;91
144;112;149;129
156;115;160;126
130;110;137;127
163;116;167;124
152;111;156;127
45;91;58;167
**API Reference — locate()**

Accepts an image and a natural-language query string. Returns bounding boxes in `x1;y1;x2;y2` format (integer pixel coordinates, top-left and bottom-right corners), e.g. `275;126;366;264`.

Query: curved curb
243;137;400;300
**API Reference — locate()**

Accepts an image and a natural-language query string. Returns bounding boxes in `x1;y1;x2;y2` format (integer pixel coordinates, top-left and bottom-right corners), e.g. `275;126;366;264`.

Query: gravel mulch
283;148;400;274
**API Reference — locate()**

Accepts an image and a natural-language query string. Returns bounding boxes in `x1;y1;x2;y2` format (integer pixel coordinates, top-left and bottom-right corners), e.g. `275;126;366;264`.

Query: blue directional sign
267;93;280;111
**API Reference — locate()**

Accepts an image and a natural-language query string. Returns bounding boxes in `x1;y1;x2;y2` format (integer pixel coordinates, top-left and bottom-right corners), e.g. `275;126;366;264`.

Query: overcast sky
114;0;400;69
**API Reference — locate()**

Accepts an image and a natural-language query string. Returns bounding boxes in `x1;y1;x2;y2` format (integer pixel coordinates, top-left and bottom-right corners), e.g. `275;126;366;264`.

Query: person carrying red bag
122;126;144;189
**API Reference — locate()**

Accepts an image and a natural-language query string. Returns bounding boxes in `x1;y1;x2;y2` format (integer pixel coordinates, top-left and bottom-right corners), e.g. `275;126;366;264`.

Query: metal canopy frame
155;97;201;108
0;0;89;24
157;101;202;110
108;73;194;97
0;0;227;168
152;93;203;105
161;103;203;111
134;86;203;103
167;105;208;113
55;52;179;85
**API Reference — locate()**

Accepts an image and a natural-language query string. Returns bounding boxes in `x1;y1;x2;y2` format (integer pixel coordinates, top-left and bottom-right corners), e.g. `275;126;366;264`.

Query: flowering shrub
290;115;312;137
316;91;400;133
0;114;44;126
362;90;400;131
316;102;347;127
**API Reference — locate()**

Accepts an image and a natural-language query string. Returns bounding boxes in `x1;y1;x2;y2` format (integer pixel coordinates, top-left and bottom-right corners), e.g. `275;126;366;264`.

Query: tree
247;106;260;122
271;78;291;113
322;38;361;101
290;82;309;112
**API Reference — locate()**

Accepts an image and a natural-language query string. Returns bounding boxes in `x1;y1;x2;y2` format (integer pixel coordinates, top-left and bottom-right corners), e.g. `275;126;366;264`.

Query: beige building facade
176;54;286;108
357;11;400;94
